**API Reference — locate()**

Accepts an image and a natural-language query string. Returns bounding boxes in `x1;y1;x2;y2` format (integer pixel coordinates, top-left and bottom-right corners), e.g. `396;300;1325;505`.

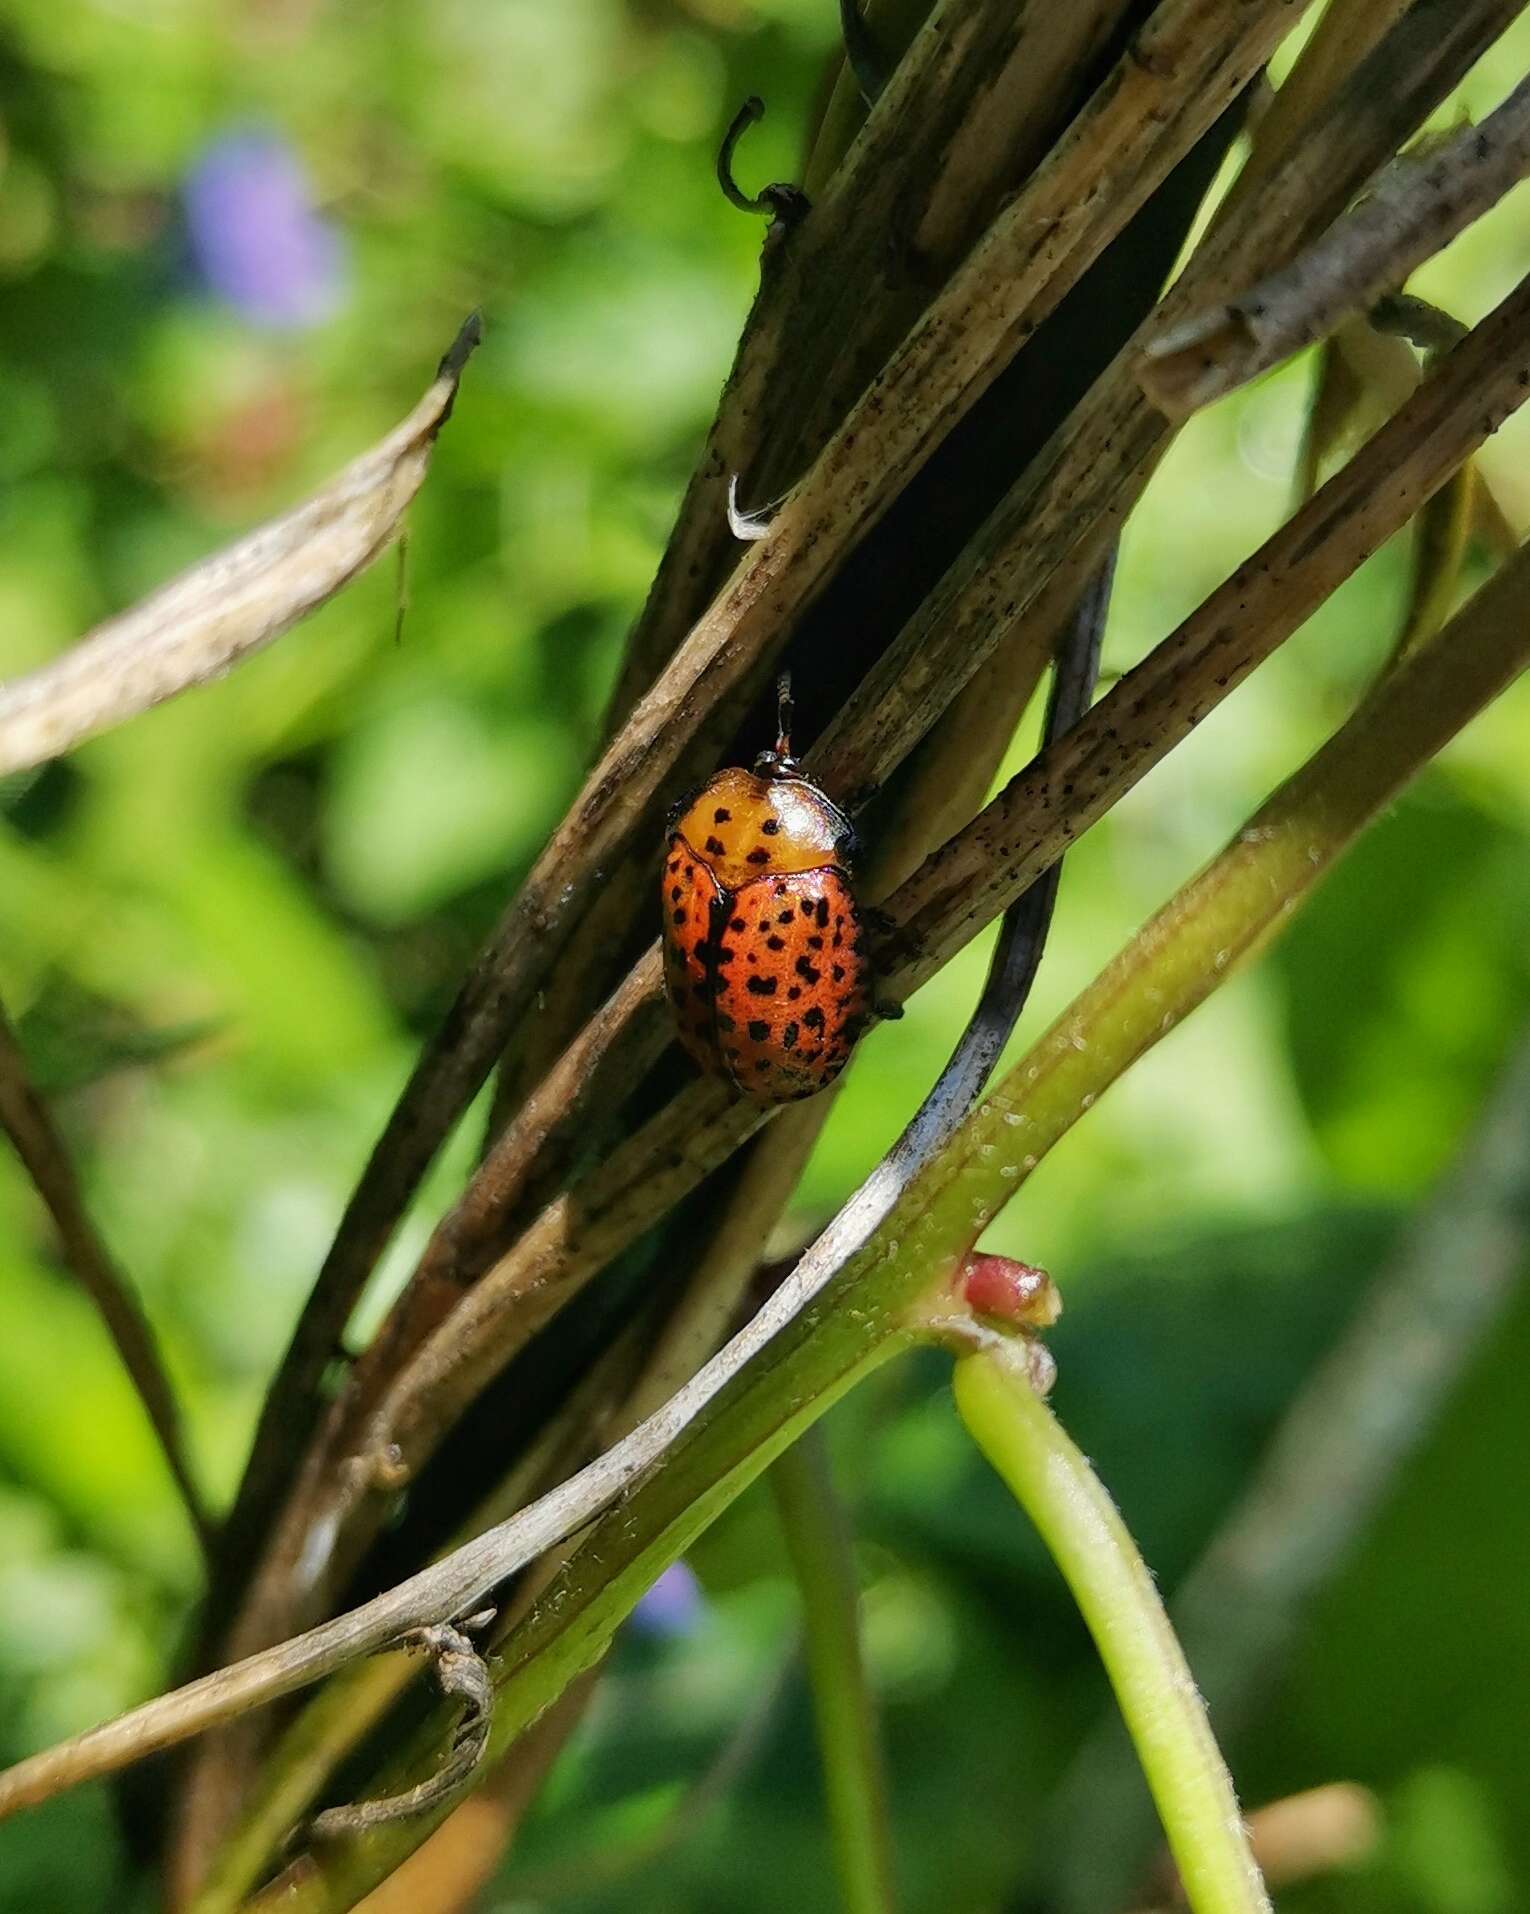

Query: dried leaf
0;315;481;778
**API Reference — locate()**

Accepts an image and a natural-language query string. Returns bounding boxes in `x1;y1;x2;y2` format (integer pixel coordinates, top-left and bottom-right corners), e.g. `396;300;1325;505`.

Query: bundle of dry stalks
0;1;1526;1909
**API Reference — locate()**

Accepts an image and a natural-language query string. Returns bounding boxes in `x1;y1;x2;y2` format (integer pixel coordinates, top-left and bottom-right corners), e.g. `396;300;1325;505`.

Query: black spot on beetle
766;935;786;951
705;835;727;857
800;899;816;918
761;818;780;835
747;1020;769;1042
746;974;777;996
831;964;845;981
806;934;824;950
778;909;796;925
803;1006;826;1032
746;847;771;865
795;957;822;984
713;807;732;824
781;1021;799;1051
670;886;682;903
672;909;686;926
816;897;830;927
731;916;747;933
788;985;802;1000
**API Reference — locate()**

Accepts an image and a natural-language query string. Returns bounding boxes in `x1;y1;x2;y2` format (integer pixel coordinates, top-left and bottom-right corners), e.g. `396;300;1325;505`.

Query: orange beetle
662;680;873;1103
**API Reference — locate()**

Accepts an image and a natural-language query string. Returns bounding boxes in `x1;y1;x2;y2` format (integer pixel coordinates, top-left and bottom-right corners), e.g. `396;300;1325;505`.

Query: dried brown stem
278;271;1530;1586
1212;0;1414;222
1142;75;1530;415
271;529;1530;1914
414;0;1454;1523
208;11;1519;1757
0;1000;213;1558
187;0;1513;1868
207;1180;800;1902
340;956;670;1424
807;0;1522;816
2;531;1527;1830
0;318;479;779
606;0;1133;731
364;569;1059;1430
219;0;1302;1650
252;602;1065;1643
487;0;1507;1340
888;269;1530;971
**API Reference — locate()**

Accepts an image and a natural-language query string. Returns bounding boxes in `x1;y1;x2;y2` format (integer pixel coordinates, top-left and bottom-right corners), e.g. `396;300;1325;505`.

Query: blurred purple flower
182;130;346;330
629;1561;705;1640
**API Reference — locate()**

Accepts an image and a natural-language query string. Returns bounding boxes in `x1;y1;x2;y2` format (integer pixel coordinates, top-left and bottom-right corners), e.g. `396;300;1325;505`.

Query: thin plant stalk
952;1345;1270;1914
0;1000;213;1558
773;1428;897;1914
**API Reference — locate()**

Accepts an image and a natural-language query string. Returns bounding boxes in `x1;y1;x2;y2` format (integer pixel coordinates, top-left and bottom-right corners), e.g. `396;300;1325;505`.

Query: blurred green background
1;2;1528;1908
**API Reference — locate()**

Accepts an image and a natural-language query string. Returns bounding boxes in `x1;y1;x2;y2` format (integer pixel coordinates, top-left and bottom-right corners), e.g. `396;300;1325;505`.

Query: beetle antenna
775;673;794;758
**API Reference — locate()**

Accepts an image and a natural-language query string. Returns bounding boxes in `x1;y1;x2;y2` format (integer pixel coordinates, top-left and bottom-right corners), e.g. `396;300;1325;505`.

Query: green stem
953;1345;1269;1914
773;1428;897;1914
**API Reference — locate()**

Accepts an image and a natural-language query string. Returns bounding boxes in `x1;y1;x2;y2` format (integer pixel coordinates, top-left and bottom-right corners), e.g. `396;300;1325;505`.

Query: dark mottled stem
0;999;213;1560
905;553;1113;1141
